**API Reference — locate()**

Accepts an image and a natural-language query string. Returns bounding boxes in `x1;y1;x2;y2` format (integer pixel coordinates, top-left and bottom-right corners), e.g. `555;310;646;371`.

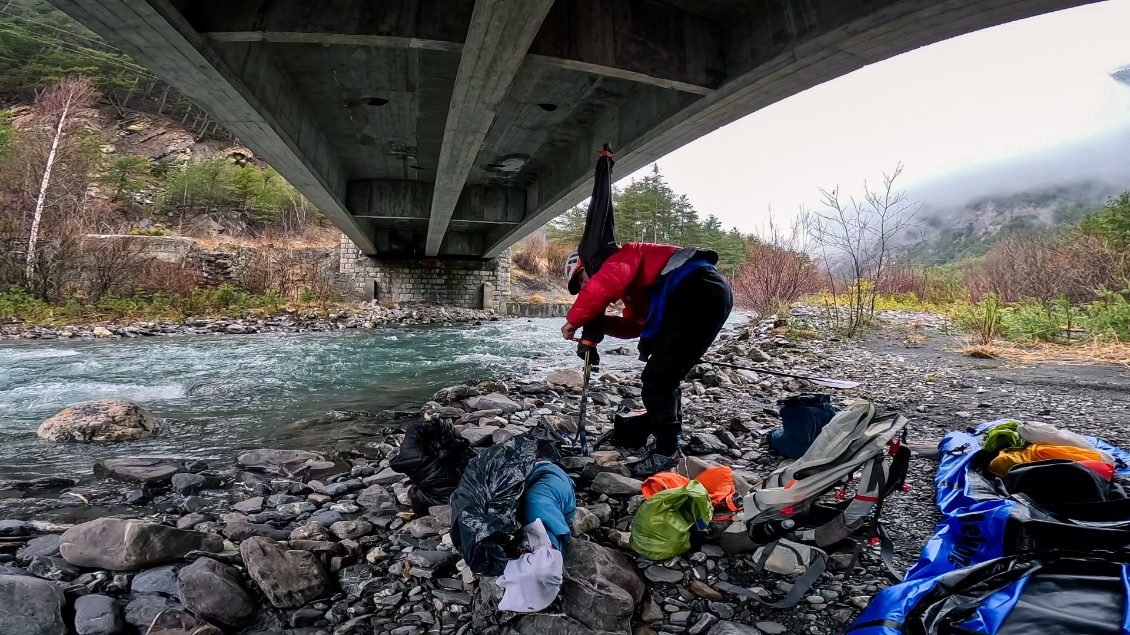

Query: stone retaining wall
507;301;571;318
339;236;511;311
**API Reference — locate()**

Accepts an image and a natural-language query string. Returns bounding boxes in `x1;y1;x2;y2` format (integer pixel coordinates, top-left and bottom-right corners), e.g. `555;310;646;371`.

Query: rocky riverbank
2;302;504;341
2;311;1128;635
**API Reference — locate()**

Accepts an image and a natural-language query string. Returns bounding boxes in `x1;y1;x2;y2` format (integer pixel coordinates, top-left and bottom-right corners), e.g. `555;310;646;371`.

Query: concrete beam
50;0;376;254
484;0;1096;257
423;0;556;256
347;180;524;224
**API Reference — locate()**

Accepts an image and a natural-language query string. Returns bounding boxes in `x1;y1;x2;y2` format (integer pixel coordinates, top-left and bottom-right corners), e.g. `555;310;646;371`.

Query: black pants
641;267;733;454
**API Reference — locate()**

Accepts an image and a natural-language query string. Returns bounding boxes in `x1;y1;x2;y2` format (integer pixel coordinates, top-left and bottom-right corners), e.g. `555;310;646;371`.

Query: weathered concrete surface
50;0;1097;259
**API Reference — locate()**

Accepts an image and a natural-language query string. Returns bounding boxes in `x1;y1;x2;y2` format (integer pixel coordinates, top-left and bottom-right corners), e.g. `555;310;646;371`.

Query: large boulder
559;540;645;634
73;594;122;635
0;574;67;635
37;399;155;442
60;518;223;571
468;393;520;414
239;536;330;608
545;369;584;391
94;458;190;486
177;558;255;626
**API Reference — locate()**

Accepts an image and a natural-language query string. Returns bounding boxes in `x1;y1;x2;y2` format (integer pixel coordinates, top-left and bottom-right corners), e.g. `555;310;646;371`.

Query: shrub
1003;297;1080;343
512;234;545;276
731;239;820;313
545;240;574;280
1084;288;1130;341
957;295;1004;345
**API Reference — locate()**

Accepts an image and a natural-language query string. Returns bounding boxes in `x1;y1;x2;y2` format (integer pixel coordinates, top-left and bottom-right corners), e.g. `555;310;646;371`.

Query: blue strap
640;258;714;341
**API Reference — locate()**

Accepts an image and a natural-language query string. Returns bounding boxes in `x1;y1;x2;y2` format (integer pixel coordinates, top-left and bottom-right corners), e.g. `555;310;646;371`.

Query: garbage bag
770;394;836;458
629;480;712;560
982;420;1024;453
390;419;475;515
449;435;538;576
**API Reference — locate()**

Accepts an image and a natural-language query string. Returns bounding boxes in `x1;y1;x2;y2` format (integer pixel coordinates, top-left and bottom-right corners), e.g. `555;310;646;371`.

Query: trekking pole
702;359;860;389
577;345;593;456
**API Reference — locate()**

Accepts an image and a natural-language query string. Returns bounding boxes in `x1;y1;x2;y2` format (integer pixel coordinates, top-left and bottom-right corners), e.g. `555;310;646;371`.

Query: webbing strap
715;548;830;609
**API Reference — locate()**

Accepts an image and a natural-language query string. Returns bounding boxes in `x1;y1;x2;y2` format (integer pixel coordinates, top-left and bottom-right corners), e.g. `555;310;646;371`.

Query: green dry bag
629;480;713;560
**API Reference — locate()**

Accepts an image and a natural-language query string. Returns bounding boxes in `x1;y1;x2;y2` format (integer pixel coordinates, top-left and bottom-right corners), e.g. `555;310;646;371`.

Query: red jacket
566;242;678;339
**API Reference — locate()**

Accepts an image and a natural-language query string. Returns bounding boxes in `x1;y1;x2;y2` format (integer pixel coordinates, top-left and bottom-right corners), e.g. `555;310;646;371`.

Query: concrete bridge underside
51;0;1095;259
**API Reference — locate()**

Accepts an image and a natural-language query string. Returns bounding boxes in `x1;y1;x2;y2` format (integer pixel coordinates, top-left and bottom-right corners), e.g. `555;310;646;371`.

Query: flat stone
170;473;208;496
469;392;520;414
17;534;61;564
94;458;187;486
231;494;264;515
368;467;405;485
356;485;394;509
131;565;181;597
403;515;446;538
644;565;683;584
290;522;332;542
689;614;719;635
0;519;33;536
590;472;643;496
690;580;724;601
309;511;344;527
74;594;121;635
754;622;788;635
405;550;458;570
175;514;209;530
236;449;326;478
60;518;223;571
222;522;289;543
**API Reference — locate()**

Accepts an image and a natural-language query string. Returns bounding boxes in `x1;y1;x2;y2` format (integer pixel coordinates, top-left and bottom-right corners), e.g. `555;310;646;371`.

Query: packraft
848;420;1130;634
716;400;911;608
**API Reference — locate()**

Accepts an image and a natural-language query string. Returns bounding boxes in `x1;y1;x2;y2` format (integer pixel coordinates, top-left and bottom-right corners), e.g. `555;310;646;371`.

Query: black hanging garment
573;145;621;346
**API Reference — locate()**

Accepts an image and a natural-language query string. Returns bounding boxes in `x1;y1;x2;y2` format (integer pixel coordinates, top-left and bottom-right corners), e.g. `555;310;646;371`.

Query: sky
621;0;1130;234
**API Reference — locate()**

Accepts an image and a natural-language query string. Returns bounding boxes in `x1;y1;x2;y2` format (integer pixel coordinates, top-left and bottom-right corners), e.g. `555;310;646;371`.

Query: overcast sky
622;0;1130;234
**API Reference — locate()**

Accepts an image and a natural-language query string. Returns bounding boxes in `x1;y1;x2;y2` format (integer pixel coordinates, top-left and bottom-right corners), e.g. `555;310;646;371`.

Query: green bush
0;285;51;319
1084;288;1130;341
956;295;1003;345
1003;297;1080;343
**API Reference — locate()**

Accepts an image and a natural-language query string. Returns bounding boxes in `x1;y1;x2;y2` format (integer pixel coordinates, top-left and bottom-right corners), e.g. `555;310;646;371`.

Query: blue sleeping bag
848;420;1130;635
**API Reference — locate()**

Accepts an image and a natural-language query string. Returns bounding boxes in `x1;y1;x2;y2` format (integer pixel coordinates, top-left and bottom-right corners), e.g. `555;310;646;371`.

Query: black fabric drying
576;144;619;278
449;435;538;576
389;419;474;515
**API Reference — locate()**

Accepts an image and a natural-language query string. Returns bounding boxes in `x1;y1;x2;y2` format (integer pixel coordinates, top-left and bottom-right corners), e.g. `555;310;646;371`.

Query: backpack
717;400;911;608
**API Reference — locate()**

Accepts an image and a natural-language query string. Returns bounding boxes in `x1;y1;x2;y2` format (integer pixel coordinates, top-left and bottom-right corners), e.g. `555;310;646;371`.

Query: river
0;315;742;481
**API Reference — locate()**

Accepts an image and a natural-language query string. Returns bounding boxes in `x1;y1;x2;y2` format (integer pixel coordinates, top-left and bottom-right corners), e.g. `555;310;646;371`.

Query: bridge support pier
339;236;511;312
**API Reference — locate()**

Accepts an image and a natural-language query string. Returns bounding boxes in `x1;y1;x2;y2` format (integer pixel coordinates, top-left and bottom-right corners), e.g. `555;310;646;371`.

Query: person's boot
630;451;678;478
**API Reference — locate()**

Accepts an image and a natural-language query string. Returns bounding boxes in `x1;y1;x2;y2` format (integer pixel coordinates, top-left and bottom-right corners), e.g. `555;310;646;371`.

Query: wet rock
236;449;326;478
145;608;221;635
689;614;720;635
0;519;34;536
231;497;264;514
590;472;643;496
0;574;67;635
176;514;209;531
754;622;788;635
559;539;644;634
240;536;330;609
170;473;211;496
124;595;182;629
74;594;121;635
644;565;683;584
309;510;344;527
132;565;180;597
60;518;224;571
16;534;60;564
37;399;155;442
26;555;80;581
94;458;187;486
710;622;764;635
368;467;405;485
177;557;256;626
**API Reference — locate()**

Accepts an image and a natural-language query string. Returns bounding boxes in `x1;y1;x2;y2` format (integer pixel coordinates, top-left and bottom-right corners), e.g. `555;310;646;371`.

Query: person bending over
561;243;733;477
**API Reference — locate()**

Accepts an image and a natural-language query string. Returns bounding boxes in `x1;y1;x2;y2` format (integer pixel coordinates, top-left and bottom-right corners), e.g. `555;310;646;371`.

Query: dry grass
960;340;1130;366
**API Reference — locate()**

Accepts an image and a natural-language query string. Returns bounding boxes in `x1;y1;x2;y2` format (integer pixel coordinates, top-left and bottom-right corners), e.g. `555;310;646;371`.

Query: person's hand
561;322;578;341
